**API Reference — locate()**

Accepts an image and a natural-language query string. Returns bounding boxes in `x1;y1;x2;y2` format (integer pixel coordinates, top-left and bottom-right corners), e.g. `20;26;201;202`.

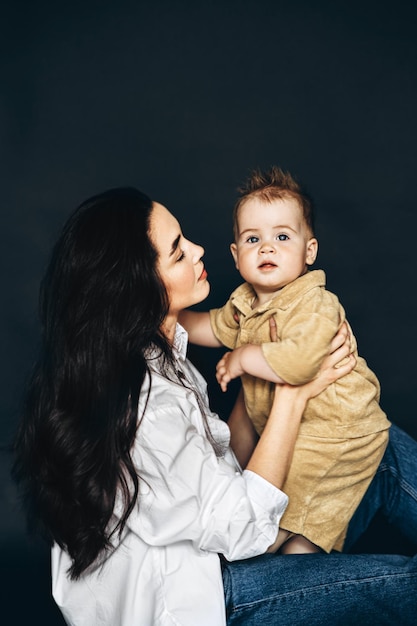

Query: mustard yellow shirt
210;270;390;437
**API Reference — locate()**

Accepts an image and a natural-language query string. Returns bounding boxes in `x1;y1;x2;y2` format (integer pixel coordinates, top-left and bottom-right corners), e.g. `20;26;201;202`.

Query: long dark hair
12;187;173;579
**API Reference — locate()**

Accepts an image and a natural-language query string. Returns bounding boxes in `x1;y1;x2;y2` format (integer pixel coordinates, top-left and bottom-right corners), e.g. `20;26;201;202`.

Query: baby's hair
233;166;315;240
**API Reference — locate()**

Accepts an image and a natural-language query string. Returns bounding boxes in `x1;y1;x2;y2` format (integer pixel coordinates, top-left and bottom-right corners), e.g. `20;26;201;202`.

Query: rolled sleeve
124;395;287;561
209;302;239;349
262;289;342;385
262;313;337;384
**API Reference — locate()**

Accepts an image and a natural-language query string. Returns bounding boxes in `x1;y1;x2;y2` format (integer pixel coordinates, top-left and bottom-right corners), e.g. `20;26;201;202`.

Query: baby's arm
178;310;223;347
256;291;342;387
216;344;287;392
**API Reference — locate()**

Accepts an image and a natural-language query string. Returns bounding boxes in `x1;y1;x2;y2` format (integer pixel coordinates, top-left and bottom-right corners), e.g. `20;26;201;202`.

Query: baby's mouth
259;261;277;269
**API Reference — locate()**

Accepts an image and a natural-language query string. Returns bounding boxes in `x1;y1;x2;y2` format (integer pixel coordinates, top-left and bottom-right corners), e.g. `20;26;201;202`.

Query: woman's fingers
331;353;356;379
329;322;349;353
322;342;350;370
304;352;356;399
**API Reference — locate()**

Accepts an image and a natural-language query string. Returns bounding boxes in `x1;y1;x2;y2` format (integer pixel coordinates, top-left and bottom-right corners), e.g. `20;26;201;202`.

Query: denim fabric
223;424;417;625
345;423;417;550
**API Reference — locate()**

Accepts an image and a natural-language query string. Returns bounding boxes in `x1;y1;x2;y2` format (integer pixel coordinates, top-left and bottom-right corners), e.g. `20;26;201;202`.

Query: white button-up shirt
52;325;288;625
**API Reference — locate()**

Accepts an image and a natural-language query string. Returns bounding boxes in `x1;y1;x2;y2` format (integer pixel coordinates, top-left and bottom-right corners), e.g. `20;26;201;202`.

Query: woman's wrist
273;383;309;414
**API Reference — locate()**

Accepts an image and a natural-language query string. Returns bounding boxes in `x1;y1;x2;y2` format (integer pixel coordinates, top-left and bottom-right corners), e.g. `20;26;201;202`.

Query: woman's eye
277;234;289;241
176;251;185;262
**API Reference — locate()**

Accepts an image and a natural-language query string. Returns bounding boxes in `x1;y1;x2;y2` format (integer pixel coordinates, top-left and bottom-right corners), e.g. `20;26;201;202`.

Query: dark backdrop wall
2;1;417;623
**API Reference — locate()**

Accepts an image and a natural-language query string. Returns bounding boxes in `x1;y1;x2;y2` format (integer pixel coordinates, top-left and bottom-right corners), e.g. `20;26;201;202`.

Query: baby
180;166;390;554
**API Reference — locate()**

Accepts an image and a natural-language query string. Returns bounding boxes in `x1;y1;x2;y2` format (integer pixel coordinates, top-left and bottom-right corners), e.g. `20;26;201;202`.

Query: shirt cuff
242;469;288;523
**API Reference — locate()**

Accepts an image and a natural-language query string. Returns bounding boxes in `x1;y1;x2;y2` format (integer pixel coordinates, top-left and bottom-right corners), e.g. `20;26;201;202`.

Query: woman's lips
199;267;208;280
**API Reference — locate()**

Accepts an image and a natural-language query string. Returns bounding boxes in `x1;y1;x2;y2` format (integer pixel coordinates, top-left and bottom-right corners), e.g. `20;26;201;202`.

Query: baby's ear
306;237;318;265
230;242;239;269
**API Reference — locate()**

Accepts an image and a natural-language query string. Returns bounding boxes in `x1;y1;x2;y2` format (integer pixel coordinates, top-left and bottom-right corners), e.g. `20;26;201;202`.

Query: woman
13;188;417;625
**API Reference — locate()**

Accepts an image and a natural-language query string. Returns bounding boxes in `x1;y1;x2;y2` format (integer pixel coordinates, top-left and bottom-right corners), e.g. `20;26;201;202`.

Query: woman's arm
178;310;222;347
245;323;355;490
126;375;289;561
245;384;307;489
128;325;353;562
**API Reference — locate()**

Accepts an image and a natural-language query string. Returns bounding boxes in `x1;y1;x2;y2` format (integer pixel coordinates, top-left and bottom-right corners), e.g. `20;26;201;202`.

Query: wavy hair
12;188;173;578
232;165;315;240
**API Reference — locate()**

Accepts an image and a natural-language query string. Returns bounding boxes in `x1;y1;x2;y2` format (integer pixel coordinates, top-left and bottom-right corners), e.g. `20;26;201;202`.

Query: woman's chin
195;280;211;304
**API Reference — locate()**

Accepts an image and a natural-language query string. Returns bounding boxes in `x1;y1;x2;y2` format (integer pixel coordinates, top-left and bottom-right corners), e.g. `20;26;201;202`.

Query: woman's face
150;202;210;323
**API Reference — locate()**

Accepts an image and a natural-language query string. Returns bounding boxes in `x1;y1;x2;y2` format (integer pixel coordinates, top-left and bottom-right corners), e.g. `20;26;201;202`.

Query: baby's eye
276;234;289;241
246;236;259;243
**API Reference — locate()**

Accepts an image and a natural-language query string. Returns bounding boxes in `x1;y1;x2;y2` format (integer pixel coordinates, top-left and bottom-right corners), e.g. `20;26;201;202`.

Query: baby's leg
278;431;388;553
266;529;292;553
280;534;321;554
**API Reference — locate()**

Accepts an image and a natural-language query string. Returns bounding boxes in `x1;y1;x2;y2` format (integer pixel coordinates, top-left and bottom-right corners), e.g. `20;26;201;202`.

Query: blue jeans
222;425;417;625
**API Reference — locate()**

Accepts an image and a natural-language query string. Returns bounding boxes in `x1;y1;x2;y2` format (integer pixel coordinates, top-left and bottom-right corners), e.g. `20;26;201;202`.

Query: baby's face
230;196;318;305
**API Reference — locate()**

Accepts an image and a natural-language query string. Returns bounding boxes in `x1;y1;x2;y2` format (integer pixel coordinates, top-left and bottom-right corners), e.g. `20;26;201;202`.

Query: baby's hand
216;349;245;392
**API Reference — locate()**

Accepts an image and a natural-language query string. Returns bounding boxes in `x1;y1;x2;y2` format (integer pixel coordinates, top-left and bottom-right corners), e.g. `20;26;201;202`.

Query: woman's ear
306;238;318;266
230;242;239;269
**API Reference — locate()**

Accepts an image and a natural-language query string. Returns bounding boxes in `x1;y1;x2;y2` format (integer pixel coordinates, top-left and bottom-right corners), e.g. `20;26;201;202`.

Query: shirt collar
144;323;188;364
231;269;326;314
173;323;188;361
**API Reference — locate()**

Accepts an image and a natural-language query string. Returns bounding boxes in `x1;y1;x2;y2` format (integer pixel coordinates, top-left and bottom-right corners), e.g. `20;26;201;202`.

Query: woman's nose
192;242;204;262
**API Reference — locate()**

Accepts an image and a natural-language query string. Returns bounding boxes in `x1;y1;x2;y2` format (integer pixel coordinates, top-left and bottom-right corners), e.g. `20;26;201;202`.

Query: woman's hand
298;322;355;401
244;321;355;499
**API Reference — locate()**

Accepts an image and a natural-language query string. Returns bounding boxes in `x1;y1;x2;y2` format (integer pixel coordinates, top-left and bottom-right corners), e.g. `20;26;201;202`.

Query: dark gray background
1;1;417;623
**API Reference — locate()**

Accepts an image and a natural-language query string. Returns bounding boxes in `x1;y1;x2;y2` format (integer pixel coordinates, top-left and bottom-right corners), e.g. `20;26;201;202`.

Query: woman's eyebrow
169;234;181;257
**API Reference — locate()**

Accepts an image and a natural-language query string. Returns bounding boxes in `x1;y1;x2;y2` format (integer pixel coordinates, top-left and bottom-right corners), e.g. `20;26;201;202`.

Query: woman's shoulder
138;359;230;452
140;365;187;409
139;359;206;420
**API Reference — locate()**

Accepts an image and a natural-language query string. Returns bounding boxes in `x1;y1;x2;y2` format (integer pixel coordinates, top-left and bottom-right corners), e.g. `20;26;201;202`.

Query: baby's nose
260;241;275;252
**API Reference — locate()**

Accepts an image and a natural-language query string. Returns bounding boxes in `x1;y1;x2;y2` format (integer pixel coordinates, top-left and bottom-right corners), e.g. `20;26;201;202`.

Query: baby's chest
235;310;282;345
